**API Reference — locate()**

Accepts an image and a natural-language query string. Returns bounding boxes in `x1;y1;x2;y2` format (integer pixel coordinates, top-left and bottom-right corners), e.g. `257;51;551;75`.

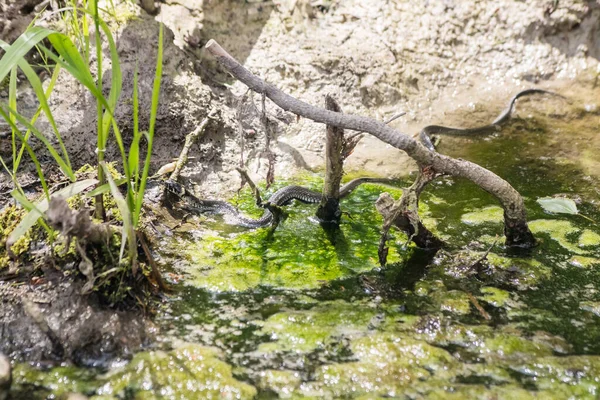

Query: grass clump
0;2;165;306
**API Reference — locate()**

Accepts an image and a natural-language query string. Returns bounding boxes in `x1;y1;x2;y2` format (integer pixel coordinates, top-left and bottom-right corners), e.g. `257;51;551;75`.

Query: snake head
164;179;186;197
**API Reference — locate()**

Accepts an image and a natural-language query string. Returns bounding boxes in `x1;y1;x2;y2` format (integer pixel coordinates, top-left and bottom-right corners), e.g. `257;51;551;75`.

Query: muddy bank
0;275;154;365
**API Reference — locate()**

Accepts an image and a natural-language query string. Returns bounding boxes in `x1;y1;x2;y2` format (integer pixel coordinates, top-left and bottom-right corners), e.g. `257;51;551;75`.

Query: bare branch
170;109;217;182
235;167;263;206
205;39;535;248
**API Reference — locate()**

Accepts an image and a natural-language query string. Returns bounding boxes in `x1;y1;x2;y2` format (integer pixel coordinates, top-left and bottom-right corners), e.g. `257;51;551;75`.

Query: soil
0;275;153;365
0;0;599;368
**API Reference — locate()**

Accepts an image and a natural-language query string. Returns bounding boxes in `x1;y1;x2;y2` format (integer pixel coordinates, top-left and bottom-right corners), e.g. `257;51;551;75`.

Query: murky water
11;83;600;399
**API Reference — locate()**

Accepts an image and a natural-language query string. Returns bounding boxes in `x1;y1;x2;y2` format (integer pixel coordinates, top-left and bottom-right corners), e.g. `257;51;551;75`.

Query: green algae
439;290;471;315
256;300;379;354
569;255;600;268
486;253;553;287
529;219;585;255
94;344;256;399
461;205;504;226
177;178;413;292
299;333;458;398
478;286;512;308
257;369;302;397
12;364;98;397
579;229;600;247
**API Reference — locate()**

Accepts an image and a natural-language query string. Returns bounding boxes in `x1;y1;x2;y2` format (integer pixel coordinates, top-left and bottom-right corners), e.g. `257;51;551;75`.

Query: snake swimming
418;88;563;151
165;177;394;228
165;89;562;228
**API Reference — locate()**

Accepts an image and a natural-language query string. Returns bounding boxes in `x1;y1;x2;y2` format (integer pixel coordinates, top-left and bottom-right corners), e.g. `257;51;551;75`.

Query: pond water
11;83;600;399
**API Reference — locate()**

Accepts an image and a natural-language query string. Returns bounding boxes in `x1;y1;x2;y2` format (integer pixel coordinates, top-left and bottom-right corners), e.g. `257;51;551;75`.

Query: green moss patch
257;300;378;354
529;219;585;255
95;344;256;399
461;205;504;226
177;178;414;292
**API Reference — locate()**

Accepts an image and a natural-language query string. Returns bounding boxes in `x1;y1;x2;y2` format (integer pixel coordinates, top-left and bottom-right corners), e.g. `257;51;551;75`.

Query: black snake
165;177;394;228
166;89;561;228
418;88;563;151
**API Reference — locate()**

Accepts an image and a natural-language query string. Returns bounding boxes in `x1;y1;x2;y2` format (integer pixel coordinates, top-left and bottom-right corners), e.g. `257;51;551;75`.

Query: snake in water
165;89;562;228
418;88;563;151
165;177;395;228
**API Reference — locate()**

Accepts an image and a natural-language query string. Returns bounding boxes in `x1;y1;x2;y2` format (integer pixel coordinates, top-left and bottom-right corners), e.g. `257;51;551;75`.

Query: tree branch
205;39;535;248
316;94;344;223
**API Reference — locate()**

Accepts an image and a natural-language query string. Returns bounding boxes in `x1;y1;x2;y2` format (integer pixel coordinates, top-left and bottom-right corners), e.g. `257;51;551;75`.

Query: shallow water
11;84;600;399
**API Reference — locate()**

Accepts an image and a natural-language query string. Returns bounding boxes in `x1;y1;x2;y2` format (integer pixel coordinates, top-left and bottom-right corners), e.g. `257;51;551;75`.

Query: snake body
166;177;392;228
418;89;562;151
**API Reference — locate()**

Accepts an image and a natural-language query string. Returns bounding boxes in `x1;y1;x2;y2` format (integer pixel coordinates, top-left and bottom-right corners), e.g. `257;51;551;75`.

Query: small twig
260;92;276;189
472;236;499;266
237;89;251;169
265;203;286;229
467;292;492;321
169;109;217;182
235;167;263;206
384;111;406;125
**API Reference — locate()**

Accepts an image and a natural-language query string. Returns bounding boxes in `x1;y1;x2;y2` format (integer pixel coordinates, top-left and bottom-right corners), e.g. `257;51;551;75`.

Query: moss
479;286;511;308
76;162;123;181
578;229;600;247
257;300;378;354
94;344;256;399
0;205;32;264
529;219;585;255
178;178;409;292
461;205;504;226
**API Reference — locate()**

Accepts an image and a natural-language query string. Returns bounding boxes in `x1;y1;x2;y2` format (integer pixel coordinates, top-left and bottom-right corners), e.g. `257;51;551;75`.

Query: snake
164;177;394;228
418;89;563;151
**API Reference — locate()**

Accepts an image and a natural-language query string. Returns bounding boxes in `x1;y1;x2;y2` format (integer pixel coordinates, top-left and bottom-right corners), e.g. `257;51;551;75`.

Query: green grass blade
47;32;95;85
129;62;140;185
0;107;50;198
0;39;66;172
14;63;62;172
2;106;75;181
86;177;128;197
12;56;72;175
8;66;17;164
96;18;131;188
0;26;54;84
101;162;135;265
134;24;163;226
6;178;99;250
